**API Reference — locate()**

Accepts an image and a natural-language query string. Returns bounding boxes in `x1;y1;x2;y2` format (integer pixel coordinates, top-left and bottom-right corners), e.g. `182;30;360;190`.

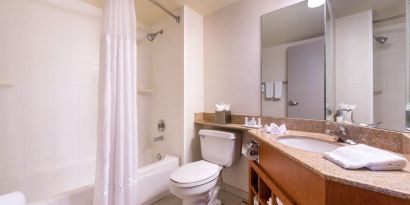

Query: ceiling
80;0;240;25
262;1;324;48
329;0;405;21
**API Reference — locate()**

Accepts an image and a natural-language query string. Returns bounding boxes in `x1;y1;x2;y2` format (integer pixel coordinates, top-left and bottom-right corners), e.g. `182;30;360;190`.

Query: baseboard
222;183;248;201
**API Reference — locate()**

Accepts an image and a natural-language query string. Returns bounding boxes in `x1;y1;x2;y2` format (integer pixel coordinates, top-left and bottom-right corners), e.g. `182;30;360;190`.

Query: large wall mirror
261;0;410;132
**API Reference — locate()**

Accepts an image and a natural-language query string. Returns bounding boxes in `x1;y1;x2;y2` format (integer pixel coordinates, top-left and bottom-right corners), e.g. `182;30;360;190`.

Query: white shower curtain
93;0;138;205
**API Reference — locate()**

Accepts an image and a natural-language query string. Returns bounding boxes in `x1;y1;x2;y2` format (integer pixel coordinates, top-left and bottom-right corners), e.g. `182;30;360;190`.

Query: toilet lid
170;160;221;184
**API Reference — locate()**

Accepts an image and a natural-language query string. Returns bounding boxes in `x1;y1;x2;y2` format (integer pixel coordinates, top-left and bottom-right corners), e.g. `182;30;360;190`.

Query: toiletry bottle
245;117;249;126
250;117;256;126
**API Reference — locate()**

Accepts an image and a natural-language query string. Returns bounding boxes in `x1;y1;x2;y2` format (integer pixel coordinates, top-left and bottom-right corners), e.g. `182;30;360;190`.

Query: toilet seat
170;160;222;188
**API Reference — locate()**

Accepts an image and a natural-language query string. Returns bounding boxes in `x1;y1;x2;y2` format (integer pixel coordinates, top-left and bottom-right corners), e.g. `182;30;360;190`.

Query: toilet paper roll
242;141;259;161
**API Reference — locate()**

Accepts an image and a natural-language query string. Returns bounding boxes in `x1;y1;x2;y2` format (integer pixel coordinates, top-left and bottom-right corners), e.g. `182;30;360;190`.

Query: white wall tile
79;133;97;158
25;134;54;164
26;84;55;109
55;84;79;108
54;132;79;159
79;108;97;136
55;109;80;133
0;87;26;139
79;85;98;108
78;64;99;86
0;138;24;179
54;62;80;84
27;109;55;135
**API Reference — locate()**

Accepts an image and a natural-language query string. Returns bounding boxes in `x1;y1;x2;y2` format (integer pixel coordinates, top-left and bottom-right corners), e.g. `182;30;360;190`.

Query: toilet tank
199;129;241;167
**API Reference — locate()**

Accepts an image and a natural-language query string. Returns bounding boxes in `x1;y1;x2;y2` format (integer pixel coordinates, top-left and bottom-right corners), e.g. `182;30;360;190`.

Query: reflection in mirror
261;1;325;120
326;0;409;132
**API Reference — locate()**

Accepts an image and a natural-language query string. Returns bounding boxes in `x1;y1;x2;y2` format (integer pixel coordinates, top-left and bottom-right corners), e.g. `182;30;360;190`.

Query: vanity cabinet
249;160;296;205
249;139;410;205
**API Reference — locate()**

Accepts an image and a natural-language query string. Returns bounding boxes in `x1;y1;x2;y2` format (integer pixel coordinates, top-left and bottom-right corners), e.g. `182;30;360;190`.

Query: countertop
249;129;410;200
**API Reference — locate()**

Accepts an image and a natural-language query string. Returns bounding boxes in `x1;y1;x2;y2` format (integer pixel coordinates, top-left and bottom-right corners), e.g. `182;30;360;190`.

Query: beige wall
203;0;303;192
204;0;303;115
183;6;204;164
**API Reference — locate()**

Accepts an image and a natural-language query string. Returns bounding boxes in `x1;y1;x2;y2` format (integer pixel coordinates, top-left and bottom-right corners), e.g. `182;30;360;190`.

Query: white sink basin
277;136;340;153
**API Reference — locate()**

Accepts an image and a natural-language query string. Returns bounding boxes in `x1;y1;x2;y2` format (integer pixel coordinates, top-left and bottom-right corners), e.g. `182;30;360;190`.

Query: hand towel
0;191;26;205
274;81;282;99
323;144;408;171
265;82;274;99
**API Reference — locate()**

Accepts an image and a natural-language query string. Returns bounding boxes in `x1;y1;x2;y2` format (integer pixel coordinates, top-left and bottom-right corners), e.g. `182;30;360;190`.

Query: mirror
326;0;409;131
261;0;409;132
261;1;325;119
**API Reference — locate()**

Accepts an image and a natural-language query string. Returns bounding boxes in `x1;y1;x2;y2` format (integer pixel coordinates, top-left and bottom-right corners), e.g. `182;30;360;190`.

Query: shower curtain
93;0;138;205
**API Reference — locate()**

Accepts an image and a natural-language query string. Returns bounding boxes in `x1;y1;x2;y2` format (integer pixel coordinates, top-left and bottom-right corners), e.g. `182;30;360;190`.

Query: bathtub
1;150;179;205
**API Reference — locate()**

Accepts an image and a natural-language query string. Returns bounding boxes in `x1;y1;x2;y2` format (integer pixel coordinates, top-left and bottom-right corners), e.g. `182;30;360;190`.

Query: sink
277;136;340;153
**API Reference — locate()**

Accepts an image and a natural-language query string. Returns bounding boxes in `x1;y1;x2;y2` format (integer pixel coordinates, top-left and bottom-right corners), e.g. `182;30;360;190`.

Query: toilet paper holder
242;140;259;161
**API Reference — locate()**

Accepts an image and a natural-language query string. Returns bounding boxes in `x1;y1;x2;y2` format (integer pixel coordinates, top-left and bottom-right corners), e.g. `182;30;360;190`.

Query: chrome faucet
325;125;356;145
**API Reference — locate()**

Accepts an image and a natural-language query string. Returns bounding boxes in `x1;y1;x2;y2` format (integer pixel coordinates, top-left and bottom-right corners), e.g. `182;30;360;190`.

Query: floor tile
151;190;247;205
151;194;181;205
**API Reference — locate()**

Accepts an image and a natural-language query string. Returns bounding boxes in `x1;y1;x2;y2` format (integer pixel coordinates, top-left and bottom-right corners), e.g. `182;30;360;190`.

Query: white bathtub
2;150;179;205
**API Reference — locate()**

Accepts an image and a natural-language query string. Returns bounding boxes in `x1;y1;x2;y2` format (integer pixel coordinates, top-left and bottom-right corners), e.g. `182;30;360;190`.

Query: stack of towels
0;191;26;205
324;144;408;171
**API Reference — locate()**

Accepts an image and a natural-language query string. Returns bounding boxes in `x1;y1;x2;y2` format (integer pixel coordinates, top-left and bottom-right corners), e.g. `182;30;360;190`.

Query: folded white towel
323;144;408;171
0;191;26;205
264;123;287;135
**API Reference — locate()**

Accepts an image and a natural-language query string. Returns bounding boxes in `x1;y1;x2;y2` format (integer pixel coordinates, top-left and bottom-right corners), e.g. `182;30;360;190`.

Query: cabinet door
259;142;326;205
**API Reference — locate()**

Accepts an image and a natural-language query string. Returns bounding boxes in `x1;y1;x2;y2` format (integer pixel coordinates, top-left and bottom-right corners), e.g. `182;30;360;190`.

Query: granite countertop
249;129;410;200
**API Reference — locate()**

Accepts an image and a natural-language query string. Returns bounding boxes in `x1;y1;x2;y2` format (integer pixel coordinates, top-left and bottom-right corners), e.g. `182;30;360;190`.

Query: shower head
374;36;388;44
147;30;163;42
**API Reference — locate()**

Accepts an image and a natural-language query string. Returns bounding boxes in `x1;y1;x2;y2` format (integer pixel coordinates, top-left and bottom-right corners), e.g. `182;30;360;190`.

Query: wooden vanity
250;137;409;205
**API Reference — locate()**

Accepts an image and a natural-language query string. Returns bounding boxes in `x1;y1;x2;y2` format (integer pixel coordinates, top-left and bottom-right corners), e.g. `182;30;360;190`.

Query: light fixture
308;0;325;8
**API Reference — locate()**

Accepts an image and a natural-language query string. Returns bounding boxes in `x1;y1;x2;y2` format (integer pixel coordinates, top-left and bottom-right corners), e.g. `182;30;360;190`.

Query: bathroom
0;0;409;205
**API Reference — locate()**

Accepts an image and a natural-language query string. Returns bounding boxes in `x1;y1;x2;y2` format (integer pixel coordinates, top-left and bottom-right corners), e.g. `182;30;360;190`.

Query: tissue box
215;111;231;124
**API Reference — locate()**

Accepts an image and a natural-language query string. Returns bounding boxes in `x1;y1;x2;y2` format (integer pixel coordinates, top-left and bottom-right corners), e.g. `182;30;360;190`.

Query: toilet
169;129;240;205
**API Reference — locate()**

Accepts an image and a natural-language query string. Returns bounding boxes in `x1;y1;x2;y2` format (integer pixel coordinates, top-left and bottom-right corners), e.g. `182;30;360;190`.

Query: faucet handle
324;129;333;135
337;125;349;136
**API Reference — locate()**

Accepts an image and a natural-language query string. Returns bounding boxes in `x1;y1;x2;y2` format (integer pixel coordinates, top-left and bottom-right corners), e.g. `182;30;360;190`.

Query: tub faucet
325;125;356;145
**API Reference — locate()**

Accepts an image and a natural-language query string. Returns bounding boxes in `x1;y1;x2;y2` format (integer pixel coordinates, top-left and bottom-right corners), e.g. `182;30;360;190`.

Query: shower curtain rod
373;13;406;24
149;0;180;23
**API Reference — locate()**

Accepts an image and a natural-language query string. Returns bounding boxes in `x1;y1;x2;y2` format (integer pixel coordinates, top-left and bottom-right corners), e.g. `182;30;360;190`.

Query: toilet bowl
169;130;240;205
169;160;222;205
